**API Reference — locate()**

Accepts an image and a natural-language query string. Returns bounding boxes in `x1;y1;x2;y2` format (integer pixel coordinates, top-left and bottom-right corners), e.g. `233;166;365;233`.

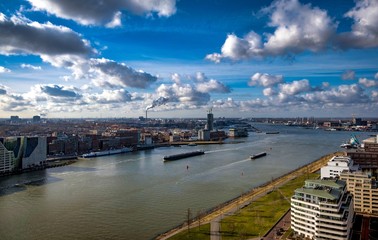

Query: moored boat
81;147;133;158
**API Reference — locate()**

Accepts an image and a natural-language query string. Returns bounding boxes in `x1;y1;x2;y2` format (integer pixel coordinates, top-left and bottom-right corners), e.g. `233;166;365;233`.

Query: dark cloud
40;85;81;98
89;58;158;89
0;14;94;57
27;0;176;27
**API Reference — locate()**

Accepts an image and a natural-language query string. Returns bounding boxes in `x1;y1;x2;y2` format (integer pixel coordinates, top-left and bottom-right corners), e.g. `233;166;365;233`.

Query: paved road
263;210;291;240
210;216;222;240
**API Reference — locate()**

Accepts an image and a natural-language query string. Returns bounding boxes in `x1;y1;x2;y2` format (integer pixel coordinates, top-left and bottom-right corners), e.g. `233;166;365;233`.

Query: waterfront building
291;179;354;239
198;129;210;141
339;171;378;216
0;141;15;173
228;128;248;137
321;155;359;179
347;135;378;173
0;136;46;173
169;135;180;142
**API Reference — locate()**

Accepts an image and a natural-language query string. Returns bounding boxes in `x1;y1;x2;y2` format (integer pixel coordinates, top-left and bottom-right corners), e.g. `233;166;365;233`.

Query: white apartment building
340;171;378;216
321;156;359;179
291;179;354;240
0;141;15;173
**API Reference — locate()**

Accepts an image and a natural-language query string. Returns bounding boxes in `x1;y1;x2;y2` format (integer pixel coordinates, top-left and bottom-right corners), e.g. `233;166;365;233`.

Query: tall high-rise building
291;179;354;239
206;108;214;131
0;136;46;174
32;115;41;123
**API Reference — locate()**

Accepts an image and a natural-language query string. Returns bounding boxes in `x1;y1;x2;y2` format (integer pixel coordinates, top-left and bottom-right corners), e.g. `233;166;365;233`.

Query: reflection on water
0;124;371;239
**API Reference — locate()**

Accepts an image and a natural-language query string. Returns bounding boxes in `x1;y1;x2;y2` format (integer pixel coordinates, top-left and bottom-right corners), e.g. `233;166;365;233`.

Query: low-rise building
228;128;248;137
291;179;354;239
321;155;359;179
198;129;210;141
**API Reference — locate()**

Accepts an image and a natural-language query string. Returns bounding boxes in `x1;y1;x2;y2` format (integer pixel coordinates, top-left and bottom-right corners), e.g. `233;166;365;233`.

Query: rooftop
305;179;346;189
295;188;341;201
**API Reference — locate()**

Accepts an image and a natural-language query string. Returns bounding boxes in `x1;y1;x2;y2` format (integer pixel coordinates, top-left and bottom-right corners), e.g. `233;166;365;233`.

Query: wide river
0;124;372;240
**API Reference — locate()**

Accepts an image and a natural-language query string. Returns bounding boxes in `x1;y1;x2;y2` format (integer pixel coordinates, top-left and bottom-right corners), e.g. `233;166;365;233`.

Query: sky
0;0;377;119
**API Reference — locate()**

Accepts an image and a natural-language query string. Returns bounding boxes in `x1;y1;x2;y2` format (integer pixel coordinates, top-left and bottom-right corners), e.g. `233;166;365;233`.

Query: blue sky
0;0;377;118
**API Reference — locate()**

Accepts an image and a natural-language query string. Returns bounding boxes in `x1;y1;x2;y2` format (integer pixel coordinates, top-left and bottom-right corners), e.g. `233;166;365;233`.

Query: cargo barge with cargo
163;150;205;161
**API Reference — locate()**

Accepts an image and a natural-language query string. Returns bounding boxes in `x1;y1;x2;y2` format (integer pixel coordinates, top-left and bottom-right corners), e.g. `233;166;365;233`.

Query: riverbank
155;151;343;240
0;157;77;177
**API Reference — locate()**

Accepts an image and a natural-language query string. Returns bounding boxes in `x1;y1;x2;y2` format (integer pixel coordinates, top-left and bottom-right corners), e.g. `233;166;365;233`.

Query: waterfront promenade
155;152;343;240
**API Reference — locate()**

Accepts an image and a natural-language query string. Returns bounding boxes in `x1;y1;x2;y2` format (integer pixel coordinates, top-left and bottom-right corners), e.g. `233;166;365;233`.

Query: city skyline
0;0;377;118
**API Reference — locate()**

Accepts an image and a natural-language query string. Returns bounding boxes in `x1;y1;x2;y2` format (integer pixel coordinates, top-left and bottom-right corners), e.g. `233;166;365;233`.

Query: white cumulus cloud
359;78;378;88
337;0;378;49
0;66;11;73
279;79;311;95
249;73;283;87
21;64;42;70
206;0;335;62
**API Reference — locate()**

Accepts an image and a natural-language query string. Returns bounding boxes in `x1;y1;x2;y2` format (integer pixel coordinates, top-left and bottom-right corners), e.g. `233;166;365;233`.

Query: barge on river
164;150;205;161
81;147;133;158
250;152;267;160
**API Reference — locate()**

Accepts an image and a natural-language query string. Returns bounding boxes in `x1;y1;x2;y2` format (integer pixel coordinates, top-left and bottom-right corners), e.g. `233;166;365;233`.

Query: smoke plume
146;97;169;110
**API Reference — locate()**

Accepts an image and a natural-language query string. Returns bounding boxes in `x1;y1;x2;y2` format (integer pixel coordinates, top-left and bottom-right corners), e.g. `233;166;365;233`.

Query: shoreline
155;151;343;240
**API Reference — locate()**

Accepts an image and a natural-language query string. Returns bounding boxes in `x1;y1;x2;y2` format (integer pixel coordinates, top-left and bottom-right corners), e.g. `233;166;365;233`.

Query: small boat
250;152;267;160
266;132;279;134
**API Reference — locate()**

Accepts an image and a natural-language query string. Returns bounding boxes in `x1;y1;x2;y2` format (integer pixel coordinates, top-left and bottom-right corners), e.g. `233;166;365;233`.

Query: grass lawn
219;173;319;239
166;172;319;240
166;224;210;240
